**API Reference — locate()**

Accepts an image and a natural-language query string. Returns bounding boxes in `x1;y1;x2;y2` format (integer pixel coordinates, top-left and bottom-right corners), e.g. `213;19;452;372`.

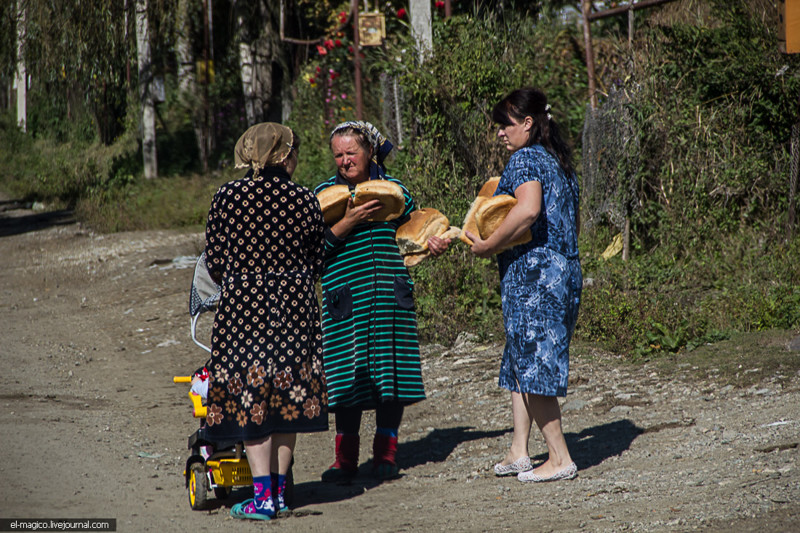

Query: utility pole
410;0;433;63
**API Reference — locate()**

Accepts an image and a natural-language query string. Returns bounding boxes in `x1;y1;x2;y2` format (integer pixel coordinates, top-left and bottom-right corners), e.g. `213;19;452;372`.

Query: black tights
334;402;404;434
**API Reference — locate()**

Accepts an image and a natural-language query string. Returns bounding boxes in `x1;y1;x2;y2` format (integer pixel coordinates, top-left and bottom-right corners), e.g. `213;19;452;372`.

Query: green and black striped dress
314;175;426;411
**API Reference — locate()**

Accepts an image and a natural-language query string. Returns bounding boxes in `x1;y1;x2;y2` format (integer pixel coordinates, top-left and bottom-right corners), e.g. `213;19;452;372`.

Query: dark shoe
321;433;359;482
374;462;399;480
321;465;358;482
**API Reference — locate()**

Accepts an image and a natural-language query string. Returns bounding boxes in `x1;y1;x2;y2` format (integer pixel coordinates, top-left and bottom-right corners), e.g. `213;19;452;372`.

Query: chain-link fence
380;73;406;149
581;85;641;231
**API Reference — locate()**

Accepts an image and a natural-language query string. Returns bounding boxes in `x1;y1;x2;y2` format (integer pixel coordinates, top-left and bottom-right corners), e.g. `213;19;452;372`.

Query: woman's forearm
482;204;538;254
330;217;356;239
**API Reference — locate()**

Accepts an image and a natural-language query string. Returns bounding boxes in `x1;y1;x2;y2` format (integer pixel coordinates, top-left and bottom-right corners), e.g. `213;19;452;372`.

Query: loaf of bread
317;184;351;226
401;226;461;267
317;180;406;225
352;180;405;222
396;208;449;255
474;194;532;250
396;207;461;267
459;177;500;245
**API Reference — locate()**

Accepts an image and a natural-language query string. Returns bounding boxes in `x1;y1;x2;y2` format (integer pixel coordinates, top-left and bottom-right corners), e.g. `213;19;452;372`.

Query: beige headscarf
233;122;297;171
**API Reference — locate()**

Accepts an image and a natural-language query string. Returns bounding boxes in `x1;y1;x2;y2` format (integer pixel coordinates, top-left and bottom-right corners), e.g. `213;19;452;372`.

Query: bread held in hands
316;180;406;225
396;208;460;267
352;180;405;222
316;184;351;226
459;176;531;252
459;177;500;245
474;195;532;251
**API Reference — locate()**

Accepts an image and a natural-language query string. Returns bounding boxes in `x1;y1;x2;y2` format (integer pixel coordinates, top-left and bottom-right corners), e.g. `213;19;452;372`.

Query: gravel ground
1;200;798;532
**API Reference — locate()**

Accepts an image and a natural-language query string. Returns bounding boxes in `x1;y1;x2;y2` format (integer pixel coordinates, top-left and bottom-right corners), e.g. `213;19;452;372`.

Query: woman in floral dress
203;123;328;520
466;88;582;483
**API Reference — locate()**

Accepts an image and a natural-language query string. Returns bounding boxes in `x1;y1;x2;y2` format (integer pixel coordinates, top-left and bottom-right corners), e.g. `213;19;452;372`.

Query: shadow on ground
214;420;644;512
533;418;644;470
293;420;643;507
0;201;75;238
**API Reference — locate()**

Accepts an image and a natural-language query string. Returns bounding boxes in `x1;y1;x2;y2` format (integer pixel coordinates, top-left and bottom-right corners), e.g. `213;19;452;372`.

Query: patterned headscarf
234;122;296;171
330;120;393;180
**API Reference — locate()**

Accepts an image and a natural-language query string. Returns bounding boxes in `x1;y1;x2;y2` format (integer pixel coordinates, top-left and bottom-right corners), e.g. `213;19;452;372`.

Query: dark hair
492;87;574;176
291;130;301;153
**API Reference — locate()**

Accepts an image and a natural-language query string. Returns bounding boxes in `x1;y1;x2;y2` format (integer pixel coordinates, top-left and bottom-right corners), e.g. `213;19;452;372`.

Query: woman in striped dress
314;121;450;481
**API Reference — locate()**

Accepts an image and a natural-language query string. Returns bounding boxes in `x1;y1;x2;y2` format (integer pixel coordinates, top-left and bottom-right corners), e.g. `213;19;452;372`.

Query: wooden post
628;3;634;48
623;3;635;260
445;0;451;18
581;0;597;111
353;4;363;120
789;123;799;241
136;0;157;179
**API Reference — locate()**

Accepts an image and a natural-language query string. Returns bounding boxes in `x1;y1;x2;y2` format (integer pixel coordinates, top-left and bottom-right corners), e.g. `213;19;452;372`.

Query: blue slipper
230;499;274;521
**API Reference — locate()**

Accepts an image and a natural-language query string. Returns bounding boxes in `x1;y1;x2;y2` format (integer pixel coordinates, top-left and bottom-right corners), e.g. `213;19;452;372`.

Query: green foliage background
1;0;798;356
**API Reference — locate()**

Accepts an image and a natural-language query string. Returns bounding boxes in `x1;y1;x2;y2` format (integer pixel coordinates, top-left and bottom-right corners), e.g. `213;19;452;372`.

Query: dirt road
1;201;798;532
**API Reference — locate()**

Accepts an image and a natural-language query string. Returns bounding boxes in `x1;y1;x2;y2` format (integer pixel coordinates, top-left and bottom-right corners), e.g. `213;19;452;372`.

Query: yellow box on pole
359;13;385;47
779;0;800;54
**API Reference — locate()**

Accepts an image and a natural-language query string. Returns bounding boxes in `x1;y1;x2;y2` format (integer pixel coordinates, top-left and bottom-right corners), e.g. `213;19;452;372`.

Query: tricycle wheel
188;463;209;510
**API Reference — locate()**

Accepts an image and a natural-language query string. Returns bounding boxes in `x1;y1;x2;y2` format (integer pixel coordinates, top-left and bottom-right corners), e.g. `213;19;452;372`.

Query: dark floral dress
203;167;328;441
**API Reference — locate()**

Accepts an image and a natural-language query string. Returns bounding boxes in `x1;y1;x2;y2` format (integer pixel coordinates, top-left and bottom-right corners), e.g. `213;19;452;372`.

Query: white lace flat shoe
517;462;577;483
493;456;533;476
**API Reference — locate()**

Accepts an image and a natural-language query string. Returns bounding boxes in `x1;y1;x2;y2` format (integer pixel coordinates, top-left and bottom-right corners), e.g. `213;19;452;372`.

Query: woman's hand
427;235;450;257
465;230;494;258
344;197;382;224
331;198;383;239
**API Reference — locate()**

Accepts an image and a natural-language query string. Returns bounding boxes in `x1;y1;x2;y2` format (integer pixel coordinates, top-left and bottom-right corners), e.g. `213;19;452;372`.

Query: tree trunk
15;1;27;132
135;0;157;179
410;0;432;63
238;30;258;125
176;0;208;172
237;0;277;126
253;28;273;122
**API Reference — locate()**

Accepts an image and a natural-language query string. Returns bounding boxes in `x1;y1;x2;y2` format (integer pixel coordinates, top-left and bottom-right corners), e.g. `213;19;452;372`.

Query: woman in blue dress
466;88;582;483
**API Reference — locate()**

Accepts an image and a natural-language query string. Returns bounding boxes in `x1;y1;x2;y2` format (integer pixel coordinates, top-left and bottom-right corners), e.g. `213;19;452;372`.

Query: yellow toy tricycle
175;253;293;510
173;375;255;510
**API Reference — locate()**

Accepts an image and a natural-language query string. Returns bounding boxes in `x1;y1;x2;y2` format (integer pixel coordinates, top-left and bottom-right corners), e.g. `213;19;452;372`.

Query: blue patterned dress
495;145;582;397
